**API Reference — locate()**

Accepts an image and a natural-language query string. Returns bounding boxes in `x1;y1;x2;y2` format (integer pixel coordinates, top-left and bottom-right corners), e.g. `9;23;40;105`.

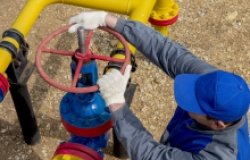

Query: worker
68;11;250;160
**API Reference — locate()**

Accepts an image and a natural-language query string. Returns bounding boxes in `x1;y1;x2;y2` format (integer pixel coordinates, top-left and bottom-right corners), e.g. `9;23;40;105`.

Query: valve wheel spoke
72;60;83;87
42;48;75;56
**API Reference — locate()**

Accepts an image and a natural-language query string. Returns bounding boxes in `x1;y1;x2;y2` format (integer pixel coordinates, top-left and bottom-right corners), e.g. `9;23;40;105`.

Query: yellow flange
52;154;83;160
149;0;179;35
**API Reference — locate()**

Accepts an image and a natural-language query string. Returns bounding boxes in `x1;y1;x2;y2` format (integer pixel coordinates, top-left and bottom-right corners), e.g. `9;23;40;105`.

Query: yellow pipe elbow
12;0;55;37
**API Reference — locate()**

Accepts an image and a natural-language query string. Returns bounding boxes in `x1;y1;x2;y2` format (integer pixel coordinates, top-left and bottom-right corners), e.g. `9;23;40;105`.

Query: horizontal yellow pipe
12;0;157;37
61;0;130;14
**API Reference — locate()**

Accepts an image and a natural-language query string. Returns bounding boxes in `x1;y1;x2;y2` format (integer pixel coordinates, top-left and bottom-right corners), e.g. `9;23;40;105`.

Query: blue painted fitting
60;59;111;131
60;92;111;129
69;133;109;157
71;60;98;87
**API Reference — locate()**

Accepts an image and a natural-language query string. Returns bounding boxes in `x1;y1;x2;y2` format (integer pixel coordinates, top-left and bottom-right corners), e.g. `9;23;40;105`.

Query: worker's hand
98;65;132;107
68;11;108;33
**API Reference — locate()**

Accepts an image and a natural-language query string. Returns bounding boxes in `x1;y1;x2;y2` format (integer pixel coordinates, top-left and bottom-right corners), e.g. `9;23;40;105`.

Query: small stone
149;125;156;130
226;11;238;22
28;149;33;154
110;40;118;47
1;128;7;133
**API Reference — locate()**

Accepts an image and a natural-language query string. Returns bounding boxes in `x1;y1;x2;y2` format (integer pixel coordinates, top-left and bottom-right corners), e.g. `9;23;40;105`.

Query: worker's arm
96;65;201;160
112;104;202;160
113;18;218;78
97;65;234;160
72;13;218;78
69;12;217;79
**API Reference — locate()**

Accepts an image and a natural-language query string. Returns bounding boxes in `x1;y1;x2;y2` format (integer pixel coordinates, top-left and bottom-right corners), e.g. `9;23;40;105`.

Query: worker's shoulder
199;117;248;160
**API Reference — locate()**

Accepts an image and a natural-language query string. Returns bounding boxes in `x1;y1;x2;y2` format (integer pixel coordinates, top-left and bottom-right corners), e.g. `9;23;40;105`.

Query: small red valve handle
36;25;130;93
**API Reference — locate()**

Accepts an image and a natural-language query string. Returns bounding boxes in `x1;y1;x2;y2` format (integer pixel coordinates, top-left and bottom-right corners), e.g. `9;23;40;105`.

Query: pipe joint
149;1;179;27
1;28;29;58
3;29;25;46
0;41;17;58
104;49;137;73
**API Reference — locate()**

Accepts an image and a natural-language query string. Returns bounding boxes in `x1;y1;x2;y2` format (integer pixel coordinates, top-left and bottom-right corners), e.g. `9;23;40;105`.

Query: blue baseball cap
174;70;250;122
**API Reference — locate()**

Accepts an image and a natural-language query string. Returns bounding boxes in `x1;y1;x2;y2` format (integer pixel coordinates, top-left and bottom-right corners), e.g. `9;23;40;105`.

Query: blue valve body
61;60;111;128
60;92;111;128
59;59;111;158
71;60;98;87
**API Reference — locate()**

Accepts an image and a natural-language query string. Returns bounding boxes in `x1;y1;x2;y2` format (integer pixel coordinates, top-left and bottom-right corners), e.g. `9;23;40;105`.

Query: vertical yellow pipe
116;0;157;53
129;0;157;22
155;0;176;8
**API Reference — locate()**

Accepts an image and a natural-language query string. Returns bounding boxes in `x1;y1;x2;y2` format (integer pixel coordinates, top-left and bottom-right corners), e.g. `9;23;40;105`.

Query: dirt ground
0;0;249;160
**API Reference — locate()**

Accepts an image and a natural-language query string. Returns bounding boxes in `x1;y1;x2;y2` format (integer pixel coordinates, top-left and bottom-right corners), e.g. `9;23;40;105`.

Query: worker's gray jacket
112;19;250;160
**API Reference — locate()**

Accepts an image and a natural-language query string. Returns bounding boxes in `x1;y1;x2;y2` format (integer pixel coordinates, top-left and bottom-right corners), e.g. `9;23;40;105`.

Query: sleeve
112;105;203;160
114;19;218;78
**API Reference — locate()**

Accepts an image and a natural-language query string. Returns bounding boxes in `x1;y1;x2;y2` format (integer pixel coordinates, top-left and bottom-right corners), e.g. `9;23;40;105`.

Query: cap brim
174;74;206;115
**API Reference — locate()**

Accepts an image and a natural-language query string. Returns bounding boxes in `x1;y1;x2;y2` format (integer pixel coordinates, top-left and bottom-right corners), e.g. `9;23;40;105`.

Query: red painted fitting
62;119;112;137
54;142;102;160
0;73;9;95
149;14;179;26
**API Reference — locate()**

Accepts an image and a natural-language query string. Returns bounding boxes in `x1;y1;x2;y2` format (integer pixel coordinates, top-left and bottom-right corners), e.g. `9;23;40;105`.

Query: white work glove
68;11;108;33
97;65;132;106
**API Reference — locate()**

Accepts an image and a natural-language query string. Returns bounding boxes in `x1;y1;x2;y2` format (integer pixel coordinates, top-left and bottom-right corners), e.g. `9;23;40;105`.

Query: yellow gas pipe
0;0;161;73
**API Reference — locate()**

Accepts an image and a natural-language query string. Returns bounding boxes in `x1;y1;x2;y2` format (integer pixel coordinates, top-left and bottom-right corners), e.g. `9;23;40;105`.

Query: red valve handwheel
36;25;130;93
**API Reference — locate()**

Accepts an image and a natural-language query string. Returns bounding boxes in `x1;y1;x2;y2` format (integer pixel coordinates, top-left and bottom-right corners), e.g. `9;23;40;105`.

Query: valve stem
77;27;85;53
